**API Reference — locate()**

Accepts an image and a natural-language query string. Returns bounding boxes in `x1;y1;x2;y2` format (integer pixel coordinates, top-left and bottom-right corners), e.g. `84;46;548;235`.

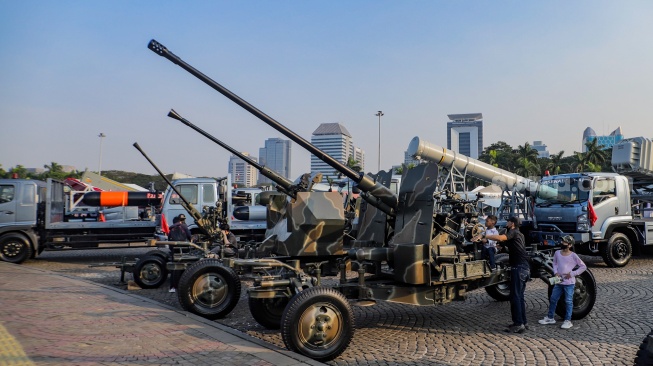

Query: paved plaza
8;248;653;365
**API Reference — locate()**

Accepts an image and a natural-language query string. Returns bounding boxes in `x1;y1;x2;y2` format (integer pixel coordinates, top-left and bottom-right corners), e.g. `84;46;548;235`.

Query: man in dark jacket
167;214;192;293
474;216;530;333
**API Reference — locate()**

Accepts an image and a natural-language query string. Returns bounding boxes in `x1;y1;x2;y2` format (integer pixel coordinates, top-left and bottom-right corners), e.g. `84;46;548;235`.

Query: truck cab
160;176;266;241
532;173;639;267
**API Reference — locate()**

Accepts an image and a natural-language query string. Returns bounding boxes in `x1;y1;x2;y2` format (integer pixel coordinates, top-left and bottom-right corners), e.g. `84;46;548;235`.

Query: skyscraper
446;113;483;159
582;126;625;151
352;146;365;172
258;138;291;185
532;141;550;158
311;123;353;182
228;153;258;187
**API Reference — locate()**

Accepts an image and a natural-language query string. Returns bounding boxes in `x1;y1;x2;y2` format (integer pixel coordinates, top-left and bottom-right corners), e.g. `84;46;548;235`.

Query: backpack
168;224;187;241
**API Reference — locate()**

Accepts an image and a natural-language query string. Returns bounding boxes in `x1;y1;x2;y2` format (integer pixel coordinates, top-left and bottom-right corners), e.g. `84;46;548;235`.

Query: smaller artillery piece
147;39;597;361
128;143;258;290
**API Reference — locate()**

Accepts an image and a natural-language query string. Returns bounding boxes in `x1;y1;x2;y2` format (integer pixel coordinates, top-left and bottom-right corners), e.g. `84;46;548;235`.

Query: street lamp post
375;111;384;172
98;133;106;176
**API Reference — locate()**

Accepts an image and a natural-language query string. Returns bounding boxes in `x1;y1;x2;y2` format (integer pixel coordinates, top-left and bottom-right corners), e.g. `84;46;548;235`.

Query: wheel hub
614;242;627;259
192;273;227;308
2;242;21;257
298;304;342;348
140;263;162;283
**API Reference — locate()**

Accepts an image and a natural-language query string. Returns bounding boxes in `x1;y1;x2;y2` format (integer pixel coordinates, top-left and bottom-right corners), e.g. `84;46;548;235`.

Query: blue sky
1;1;651;179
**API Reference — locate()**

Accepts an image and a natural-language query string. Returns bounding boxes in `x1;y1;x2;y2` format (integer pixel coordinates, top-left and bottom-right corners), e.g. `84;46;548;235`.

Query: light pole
98;133;106;176
375;111;384;172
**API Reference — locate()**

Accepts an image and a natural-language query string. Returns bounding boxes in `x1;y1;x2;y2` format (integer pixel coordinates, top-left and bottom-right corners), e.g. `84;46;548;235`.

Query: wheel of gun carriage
177;259;241;320
484;253;511;301
547;268;596;320
281;287;354;362
144;249;170;262
248;296;290;330
132;255;168;289
635;328;653;366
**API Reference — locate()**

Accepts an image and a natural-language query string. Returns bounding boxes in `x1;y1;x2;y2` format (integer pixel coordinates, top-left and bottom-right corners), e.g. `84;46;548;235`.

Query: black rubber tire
281;287;354;362
145;249;170;261
547;269;597;320
248;296;289;330
635;329;653;366
600;233;632;267
177;259;241;320
132;255;168;289
0;233;33;264
484;253;511;301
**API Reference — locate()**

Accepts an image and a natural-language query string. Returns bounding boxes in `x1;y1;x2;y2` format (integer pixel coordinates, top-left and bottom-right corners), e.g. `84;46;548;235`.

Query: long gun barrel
148;39;397;215
407;137;538;193
132;142;219;238
167;109;296;197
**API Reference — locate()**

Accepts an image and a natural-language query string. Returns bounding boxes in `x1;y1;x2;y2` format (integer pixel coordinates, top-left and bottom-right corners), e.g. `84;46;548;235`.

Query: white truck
532;137;653;267
159;175;267;242
0;178;159;263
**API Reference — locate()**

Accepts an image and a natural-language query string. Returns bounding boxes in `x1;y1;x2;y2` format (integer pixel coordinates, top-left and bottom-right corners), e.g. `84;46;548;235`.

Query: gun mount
147;39;596;362
165;109;344;257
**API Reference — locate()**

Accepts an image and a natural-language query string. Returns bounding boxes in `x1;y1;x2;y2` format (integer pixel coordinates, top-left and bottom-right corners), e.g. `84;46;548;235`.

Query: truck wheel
248;296;289;330
485;254;511;301
547;269;597;320
177;259;241;320
132;255;168;289
601;233;632;267
281;287;354;362
0;233;33;264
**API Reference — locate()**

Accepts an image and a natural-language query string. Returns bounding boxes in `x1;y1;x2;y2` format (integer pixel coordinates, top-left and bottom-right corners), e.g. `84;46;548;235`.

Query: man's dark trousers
510;264;530;326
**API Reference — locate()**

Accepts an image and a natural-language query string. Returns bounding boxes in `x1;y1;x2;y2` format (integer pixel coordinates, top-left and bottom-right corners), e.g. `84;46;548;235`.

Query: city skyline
1;2;650;178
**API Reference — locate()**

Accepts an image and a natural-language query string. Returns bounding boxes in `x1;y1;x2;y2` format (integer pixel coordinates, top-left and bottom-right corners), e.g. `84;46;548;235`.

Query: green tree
346;156;362;173
8;165;30;179
583;139;609;167
516;142;540;164
42;162;67;180
0;164;7;179
570;152;587;172
545;151;566;175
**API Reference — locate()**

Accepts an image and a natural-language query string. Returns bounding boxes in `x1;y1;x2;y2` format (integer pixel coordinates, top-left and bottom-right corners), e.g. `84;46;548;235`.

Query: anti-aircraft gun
147;39;596;361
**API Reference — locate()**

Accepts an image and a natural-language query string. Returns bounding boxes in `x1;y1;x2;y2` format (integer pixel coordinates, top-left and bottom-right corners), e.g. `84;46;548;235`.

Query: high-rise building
447;113;483;159
532;141;550;158
311;123;353;182
228;152;258;187
582;126;625;151
258;138;291;185
352;146;365;172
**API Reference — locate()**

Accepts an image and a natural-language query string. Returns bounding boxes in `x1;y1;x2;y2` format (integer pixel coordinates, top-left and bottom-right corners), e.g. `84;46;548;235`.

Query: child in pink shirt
538;235;587;329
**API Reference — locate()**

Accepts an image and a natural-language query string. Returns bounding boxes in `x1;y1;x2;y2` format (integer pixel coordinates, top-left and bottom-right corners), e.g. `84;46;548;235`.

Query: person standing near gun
538;235;587;329
473;216;530;333
167;214;192;292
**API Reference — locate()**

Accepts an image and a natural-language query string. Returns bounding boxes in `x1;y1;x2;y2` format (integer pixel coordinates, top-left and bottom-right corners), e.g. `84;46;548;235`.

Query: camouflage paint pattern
258;191;345;257
353;170;393;247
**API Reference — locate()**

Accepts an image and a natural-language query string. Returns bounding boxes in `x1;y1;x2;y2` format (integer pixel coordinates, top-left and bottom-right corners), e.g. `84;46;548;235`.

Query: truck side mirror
582;180;591;189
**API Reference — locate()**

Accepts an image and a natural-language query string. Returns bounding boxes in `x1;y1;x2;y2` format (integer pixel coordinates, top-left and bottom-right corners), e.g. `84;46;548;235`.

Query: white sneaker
561;320;573;329
168;288;176;293
538;316;556;325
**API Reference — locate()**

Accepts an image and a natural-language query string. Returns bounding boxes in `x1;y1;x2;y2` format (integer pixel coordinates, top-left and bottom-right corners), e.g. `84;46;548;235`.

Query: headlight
577;213;588;223
577;223;590;232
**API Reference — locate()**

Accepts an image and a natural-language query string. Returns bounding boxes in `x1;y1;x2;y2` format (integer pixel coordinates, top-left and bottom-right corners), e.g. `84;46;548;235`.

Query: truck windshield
536;178;589;205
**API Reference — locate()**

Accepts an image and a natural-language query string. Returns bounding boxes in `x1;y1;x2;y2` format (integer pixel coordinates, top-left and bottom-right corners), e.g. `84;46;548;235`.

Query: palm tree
546;151;566;175
514;157;540;177
571;152;587;172
516;142;540;164
584;139;609;167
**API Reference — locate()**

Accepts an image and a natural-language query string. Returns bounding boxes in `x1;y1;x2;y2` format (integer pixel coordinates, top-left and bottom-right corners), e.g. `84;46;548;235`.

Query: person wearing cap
474;216;530;333
538;235;587;329
166;214;192;293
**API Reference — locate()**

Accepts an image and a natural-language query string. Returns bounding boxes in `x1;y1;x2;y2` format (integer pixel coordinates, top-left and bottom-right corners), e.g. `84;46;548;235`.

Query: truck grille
538;222;577;233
